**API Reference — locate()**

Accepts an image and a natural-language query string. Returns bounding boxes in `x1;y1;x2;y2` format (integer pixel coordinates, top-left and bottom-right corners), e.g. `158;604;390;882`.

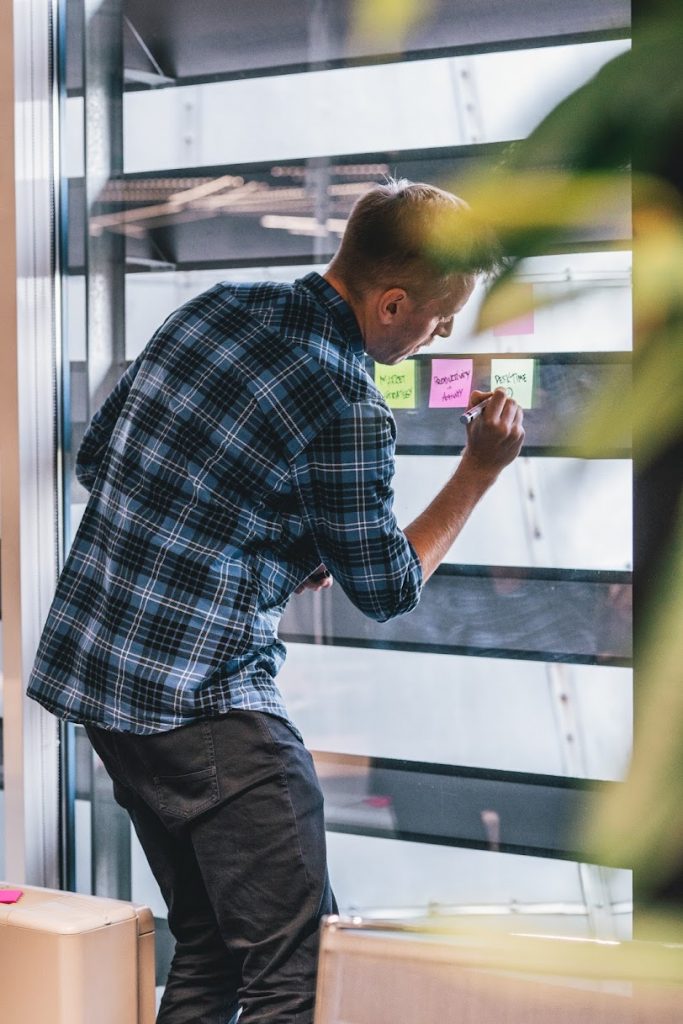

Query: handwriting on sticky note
0;889;23;904
428;359;473;408
375;360;416;409
490;358;535;408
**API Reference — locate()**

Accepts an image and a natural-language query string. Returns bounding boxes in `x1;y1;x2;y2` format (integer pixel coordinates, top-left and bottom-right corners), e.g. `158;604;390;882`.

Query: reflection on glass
65;158;630;275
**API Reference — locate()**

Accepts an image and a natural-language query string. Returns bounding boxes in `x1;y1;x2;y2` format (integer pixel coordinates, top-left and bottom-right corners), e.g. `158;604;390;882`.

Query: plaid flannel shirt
27;273;423;734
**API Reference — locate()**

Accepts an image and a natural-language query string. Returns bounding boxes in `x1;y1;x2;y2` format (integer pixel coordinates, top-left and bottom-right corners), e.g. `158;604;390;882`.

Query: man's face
364;274;476;366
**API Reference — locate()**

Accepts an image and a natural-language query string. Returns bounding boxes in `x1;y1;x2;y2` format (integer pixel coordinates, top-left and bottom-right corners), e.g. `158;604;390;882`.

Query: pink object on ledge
0;889;23;904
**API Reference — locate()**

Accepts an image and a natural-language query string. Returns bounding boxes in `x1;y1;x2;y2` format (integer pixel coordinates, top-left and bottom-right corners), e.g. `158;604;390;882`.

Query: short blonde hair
330;178;501;302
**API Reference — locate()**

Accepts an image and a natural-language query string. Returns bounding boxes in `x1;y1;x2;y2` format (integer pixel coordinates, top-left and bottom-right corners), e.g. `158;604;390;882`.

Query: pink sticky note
493;283;535;336
429;359;473;409
0;889;23;904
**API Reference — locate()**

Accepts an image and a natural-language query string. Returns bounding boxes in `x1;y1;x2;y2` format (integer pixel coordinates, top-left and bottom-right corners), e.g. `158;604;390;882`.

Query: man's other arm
302;401;422;622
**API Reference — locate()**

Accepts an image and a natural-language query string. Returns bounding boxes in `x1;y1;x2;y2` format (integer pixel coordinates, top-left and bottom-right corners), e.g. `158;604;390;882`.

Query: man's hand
294;564;334;595
461;388;525;476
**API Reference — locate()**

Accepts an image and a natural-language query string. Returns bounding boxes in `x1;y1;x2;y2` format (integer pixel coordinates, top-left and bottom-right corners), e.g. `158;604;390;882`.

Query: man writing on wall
28;179;524;1024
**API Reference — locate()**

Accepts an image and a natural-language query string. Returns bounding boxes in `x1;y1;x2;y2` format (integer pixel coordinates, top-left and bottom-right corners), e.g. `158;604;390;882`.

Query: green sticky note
490;358;535;408
375;360;417;409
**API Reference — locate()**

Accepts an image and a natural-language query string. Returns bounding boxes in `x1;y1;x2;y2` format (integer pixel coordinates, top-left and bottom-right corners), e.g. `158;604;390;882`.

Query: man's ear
377;287;407;325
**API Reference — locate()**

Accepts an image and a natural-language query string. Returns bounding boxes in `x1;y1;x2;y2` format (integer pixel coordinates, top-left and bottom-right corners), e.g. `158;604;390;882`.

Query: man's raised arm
404;388;524;582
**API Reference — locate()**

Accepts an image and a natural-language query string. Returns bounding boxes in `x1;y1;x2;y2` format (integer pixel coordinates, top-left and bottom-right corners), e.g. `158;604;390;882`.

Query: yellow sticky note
374;360;417;409
490;358;535;408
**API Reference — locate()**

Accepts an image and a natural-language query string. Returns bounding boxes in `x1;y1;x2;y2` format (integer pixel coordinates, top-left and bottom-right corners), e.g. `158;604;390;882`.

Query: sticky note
490;358;536;408
428;358;473;408
375;360;416;409
493;283;535;336
0;889;23;904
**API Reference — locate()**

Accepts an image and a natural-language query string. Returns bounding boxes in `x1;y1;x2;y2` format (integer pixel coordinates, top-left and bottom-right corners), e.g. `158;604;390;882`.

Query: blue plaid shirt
28;273;422;734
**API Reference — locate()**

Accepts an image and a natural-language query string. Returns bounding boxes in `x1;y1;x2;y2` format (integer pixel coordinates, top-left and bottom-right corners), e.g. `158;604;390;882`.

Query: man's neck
322;267;369;343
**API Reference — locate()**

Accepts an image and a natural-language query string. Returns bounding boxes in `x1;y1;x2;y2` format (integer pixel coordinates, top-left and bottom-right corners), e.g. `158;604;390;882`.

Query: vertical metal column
84;0;126;414
83;0;131;898
307;0;333;264
308;0;335;646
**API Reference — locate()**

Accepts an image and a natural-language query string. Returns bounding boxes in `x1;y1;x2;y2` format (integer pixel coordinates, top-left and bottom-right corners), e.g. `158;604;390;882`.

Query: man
28;179;524;1023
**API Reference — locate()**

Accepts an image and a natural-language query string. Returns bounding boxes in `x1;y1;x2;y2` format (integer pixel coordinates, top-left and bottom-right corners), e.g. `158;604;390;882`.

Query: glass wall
59;0;633;990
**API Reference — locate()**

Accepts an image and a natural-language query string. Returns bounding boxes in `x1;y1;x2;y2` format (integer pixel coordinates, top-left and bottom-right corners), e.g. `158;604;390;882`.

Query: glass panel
64;161;630;275
393;457;632;570
122;250;633;362
66;40;630;177
386;362;630;458
118;42;629;173
280;569;632;664
326;832;632;941
279;645;632;780
116;0;629;84
65;0;631;92
444;252;633;355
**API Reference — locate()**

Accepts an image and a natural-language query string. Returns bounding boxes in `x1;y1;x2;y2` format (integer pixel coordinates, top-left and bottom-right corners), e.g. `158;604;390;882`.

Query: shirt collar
297;272;366;359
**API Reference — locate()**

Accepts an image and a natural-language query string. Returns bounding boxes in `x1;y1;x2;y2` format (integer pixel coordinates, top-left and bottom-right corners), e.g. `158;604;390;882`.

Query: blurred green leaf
585;505;683;890
510;11;683;180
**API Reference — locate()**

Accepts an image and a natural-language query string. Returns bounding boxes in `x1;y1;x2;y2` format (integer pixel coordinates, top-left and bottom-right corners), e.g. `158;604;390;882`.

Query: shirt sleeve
75;355;143;493
300;400;423;622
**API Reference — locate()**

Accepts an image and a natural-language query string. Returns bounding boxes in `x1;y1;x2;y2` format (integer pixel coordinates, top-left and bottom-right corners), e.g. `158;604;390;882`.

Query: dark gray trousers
86;710;336;1024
